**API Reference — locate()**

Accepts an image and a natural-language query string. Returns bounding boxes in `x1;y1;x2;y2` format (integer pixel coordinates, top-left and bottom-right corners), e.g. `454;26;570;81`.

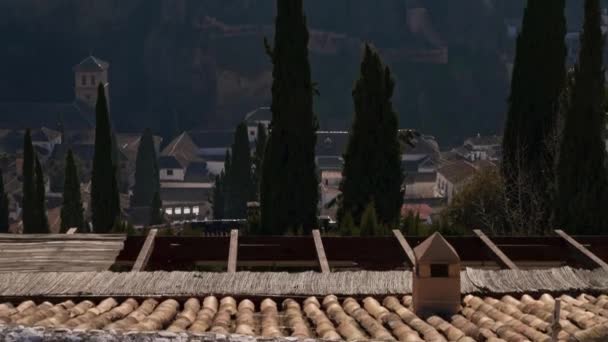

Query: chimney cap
414;232;460;264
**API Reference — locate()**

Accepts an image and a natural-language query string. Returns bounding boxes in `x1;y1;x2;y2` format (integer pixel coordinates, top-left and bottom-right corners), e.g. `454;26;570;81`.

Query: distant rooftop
0;101;94;130
465;134;502;147
437;160;478;184
73;56;110;72
244;107;271;124
188;130;234;149
158;155;182;169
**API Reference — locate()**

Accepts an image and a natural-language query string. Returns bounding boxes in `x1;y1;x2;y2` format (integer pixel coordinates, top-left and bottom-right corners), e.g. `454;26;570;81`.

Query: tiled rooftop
0;293;607;341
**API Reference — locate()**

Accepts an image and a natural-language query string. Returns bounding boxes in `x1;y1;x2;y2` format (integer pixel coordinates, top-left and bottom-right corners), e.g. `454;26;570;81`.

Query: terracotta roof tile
437;160;478;184
2;293;608;340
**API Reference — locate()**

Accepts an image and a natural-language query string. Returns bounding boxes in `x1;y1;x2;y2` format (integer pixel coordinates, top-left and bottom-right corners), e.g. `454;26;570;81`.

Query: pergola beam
555;229;608;271
312;229;330;273
392;230;416;268
473;229;519;270
227;229;239;273
131;229;158;272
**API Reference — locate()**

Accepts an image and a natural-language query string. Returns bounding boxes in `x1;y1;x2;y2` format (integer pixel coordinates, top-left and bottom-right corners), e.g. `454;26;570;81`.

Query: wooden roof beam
227;229;239;273
392;230;416;268
131;229;158;272
555;229;608;271
312;229;330;273
473;229;519;270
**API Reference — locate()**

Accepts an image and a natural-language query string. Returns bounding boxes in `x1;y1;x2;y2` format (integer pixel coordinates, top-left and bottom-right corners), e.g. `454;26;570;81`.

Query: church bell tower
73;56;110;107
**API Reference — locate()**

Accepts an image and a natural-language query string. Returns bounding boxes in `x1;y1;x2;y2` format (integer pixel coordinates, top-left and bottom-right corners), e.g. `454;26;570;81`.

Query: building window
165;208;173;215
193;206;200;215
184;207;191;215
166;169;174;176
81;75;87;86
175;207;182;215
430;264;449;278
90;75;96;86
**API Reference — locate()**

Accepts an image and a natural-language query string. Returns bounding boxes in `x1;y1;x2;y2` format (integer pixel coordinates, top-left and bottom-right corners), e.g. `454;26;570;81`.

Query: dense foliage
60;149;84;232
34;157;49;233
212;173;226;220
443;167;508;235
556;0;608;234
149;190;164;226
338;45;403;230
501;0;566;233
131;128;160;209
251;123;267;201
22;129;48;233
260;0;319;235
0;169;9;233
91;84;120;233
21;129;36;233
225;122;252;219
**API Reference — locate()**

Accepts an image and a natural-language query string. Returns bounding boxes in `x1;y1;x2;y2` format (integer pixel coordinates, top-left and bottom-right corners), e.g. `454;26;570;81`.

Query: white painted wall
159;168;185;181
206;161;225;176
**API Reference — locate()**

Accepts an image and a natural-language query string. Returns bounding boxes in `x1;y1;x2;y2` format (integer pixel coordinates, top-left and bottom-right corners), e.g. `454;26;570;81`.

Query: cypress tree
149;191;163;225
0;169;9;233
261;0;319;235
501;0;566;231
226;122;252;219
338;45;403;227
360;202;379;237
212;173;225;220
131;128;160;208
22;129;37;233
91;84;120;233
251;123;267;201
34;157;49;233
111;132;125;193
556;0;608;234
222;150;232;217
338;211;355;236
60;150;84;232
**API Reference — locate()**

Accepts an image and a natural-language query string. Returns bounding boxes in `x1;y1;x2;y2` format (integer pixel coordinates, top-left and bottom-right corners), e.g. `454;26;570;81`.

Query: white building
244;107;272;143
434;160;478;204
453;134;501;162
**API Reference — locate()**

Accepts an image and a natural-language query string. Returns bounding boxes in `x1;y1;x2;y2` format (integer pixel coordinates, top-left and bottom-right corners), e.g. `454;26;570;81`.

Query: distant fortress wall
196;15;448;64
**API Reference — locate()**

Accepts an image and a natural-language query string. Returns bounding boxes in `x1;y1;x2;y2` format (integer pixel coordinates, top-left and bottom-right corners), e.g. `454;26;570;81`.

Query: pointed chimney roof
73;56;109;72
413;232;460;263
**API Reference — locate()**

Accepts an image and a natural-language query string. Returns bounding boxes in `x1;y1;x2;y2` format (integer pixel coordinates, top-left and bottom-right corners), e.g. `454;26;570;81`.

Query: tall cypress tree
251;123;267;201
149;191;163;225
212;173;225;220
222;150;232;217
91;84;120;233
261;0;319;235
226;122;252;219
131;128;160;208
61;149;84;232
0;169;9;233
360;202;379;237
501;0;566;231
556;0;608;234
338;45;403;228
34;157;49;233
22;129;37;233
